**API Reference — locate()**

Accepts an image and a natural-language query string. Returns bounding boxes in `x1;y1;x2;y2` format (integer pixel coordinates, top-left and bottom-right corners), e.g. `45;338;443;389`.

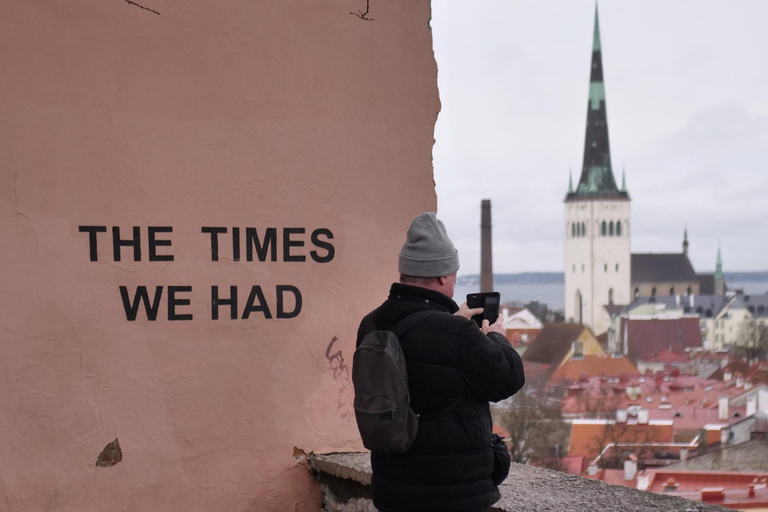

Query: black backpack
352;310;440;455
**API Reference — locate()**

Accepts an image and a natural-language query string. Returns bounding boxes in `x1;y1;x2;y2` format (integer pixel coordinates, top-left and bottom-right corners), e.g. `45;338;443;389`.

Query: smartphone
466;292;501;328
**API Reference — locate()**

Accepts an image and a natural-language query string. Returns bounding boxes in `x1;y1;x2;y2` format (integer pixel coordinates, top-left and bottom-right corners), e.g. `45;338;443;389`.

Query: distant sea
453;273;768;312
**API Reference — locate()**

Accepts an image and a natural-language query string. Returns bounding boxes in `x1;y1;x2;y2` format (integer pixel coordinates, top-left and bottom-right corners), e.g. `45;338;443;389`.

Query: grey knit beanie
398;212;460;277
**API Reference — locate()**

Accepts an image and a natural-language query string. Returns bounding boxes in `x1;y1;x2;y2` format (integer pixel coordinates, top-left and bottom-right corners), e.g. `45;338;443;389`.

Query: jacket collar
388;283;459;314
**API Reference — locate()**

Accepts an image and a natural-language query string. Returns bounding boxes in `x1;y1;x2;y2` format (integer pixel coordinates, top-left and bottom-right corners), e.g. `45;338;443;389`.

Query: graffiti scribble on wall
326;336;353;422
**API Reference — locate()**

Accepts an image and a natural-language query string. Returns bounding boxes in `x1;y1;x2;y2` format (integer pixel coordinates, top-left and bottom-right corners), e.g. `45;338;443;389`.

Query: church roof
631;253;698;284
698;273;716;295
566;5;628;201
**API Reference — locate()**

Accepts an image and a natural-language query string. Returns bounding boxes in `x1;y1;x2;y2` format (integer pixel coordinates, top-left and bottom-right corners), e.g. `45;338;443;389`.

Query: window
651;287;657;297
582;264;585;273
604;264;608;272
687;286;692;296
573;264;576;273
608;288;614;304
616;263;619;271
601;221;607;236
670;287;675;296
634;288;639;299
582;222;586;237
617;221;622;236
609;221;614;236
571;223;575;237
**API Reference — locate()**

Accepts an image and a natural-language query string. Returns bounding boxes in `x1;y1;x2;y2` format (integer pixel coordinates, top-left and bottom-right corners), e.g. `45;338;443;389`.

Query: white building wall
565;198;631;335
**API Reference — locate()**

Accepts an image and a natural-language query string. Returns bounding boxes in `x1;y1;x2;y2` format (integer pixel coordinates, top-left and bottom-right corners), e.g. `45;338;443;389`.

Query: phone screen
466;292;501;328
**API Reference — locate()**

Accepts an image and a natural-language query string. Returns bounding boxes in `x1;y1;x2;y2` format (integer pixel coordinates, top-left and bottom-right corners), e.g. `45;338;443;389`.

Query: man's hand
482;314;506;337
455;301;483;320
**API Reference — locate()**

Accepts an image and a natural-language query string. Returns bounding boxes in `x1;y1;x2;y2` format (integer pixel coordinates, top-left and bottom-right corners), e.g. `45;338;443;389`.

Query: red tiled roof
620;317;703;362
549;355;639;384
568;421;674;459
638;350;689;364
647;470;768;493
559;456;586;475
710;360;751;381
522;361;552;384
647;408;745;432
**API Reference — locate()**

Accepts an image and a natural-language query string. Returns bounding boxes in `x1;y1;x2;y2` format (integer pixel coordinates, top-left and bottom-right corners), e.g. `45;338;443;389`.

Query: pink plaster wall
0;1;439;510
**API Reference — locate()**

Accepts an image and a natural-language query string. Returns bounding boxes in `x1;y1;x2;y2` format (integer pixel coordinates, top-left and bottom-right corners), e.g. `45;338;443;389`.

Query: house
666;437;768;472
617;317;702;363
522;323;604;382
568;419;674;462
623;293;768;352
635;350;691;374
502;306;542;348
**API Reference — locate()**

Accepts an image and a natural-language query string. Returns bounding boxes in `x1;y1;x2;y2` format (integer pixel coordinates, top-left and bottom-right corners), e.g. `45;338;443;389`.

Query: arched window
670;287;675;296
575;289;583;325
608;288;614;305
601;221;607;236
634;288;639;299
617;221;622;236
609;221;614;236
687;286;692;296
651;287;657;297
582;222;586;237
604;264;608;272
571;223;575;238
616;263;619;272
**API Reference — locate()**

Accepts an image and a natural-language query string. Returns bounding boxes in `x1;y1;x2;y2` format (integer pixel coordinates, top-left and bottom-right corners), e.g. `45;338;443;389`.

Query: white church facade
564;8;727;338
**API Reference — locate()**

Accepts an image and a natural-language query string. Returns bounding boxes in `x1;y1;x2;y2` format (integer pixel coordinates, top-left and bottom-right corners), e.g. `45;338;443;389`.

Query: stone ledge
309;452;730;512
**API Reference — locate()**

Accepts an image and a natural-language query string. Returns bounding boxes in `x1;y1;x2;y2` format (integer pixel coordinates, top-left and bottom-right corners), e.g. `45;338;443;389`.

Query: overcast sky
431;0;768;276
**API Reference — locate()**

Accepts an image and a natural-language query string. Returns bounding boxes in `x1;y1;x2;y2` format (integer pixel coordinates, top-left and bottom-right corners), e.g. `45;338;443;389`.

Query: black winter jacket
356;283;525;512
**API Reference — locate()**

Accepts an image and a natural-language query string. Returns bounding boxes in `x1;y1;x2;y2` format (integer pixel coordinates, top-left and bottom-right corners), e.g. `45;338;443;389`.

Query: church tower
564;5;631;335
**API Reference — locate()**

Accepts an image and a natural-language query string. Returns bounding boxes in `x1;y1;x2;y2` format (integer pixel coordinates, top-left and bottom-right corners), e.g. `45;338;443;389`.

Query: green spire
715;245;723;280
567;2;627;201
592;3;601;52
568;167;574;193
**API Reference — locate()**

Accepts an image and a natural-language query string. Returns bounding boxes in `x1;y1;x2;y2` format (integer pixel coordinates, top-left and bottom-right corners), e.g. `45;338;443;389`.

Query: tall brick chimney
480;199;493;293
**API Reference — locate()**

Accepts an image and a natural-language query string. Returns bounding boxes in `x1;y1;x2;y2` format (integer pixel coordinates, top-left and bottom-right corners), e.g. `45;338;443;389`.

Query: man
356;212;525;512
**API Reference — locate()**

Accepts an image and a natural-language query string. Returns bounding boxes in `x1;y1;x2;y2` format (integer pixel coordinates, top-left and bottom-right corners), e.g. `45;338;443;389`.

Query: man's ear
438;276;447;285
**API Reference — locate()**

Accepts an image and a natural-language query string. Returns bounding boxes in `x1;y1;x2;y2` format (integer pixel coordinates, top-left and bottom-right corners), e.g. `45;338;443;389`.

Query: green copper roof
566;3;628;201
568;169;574;193
592;4;601;51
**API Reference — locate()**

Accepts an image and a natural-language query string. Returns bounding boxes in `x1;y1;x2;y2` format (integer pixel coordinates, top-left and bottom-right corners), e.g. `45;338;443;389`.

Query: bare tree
493;385;569;469
731;321;768;363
